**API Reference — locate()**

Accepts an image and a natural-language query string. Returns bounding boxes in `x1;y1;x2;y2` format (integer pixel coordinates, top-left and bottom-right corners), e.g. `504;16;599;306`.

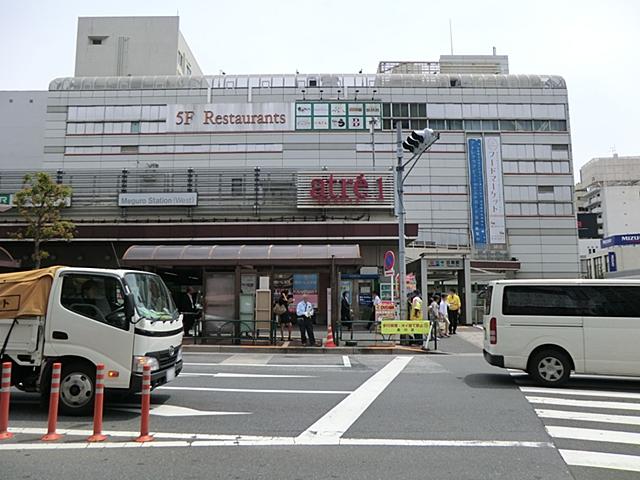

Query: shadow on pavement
463;372;517;389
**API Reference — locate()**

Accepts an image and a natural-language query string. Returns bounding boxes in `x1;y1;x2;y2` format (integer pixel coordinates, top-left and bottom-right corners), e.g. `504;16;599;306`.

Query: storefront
121;244;362;341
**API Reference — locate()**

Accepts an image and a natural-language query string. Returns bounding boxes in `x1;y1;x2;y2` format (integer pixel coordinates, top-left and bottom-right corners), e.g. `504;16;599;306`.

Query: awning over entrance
122;244;361;267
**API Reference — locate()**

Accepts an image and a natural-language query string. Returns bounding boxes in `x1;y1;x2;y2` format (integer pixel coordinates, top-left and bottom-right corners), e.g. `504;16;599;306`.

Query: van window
581;286;640;318
502;286;582;316
61;274;128;330
484;286;493;313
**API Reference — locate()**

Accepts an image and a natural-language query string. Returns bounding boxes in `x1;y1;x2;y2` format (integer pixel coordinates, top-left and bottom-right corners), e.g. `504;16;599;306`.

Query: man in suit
296;294;316;346
180;286;198;336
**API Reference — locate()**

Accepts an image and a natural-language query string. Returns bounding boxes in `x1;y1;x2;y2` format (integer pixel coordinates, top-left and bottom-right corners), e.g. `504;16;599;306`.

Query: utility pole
395;122;407;319
369;117;378;170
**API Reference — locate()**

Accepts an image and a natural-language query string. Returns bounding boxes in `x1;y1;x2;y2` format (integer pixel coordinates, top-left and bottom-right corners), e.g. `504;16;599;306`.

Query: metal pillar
463;255;472;325
395;122;407;320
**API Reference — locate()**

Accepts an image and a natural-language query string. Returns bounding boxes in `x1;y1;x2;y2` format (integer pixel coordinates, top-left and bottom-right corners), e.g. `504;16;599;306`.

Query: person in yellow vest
410;290;423;321
447;288;462;335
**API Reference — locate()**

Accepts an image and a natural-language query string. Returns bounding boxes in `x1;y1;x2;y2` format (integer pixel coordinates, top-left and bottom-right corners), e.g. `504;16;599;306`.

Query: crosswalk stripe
559;449;640;473
547;426;640;446
158;386;350;395
525;396;640;411
521;387;640;401
536;408;640;426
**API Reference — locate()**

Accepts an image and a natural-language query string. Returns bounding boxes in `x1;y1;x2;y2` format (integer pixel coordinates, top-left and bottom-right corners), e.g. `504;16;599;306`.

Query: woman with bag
273;290;293;342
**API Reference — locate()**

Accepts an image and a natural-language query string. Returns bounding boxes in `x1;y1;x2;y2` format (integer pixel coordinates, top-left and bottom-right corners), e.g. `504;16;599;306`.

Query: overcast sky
2;0;639;178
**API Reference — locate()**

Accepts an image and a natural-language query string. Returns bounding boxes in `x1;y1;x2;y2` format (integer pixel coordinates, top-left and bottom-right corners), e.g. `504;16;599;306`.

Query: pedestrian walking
368;291;381;331
341;291;352;331
447;288;462;334
439;294;450;337
296;294;316;346
430;295;444;338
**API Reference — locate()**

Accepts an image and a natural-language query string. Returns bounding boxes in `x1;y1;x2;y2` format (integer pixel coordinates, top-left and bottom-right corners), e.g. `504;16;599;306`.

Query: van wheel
529;350;571;387
59;362;95;416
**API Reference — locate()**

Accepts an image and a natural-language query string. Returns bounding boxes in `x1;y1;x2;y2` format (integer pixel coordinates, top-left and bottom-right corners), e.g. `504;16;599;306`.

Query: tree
12;172;75;269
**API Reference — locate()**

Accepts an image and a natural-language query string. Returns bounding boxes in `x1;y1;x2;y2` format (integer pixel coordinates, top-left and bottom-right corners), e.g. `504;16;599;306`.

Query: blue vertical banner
608;251;617;272
468;138;487;245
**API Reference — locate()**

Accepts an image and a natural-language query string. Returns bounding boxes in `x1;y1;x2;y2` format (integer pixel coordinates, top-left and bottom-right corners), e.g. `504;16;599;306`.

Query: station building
0;16;580;328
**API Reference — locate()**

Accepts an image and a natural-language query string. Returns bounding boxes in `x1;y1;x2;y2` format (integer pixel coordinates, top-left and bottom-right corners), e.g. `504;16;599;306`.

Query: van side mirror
124;293;136;321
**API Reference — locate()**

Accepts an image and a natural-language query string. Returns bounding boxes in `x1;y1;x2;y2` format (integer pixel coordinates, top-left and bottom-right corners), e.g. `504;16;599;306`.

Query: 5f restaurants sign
297;172;394;209
167;103;293;132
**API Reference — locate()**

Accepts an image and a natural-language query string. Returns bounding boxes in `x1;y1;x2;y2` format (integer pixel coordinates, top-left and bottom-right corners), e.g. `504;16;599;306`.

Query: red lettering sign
308;174;384;204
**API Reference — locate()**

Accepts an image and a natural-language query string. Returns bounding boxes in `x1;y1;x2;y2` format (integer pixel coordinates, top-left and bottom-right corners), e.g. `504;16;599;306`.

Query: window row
67;121;166;135
382;103;566;120
68;105;167;122
504;185;572;202
503;161;571;174
505;202;573;216
381;118;567;132
503;144;569;160
64;144;285;155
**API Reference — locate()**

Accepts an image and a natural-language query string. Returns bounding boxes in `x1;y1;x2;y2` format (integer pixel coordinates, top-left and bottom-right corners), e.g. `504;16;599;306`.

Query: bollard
87;363;107;442
0;362;13;440
135;364;153;442
41;362;63;441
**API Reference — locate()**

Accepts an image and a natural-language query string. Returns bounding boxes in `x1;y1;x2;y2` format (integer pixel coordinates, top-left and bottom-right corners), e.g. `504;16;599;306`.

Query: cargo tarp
0;266;64;319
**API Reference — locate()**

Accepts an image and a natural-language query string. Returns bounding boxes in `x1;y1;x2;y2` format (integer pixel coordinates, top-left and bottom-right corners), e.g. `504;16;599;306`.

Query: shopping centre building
0;16;580;328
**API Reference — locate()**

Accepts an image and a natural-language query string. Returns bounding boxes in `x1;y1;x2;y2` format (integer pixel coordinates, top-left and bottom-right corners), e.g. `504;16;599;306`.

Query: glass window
392;119;410;129
411;119;427;129
429;119;445;130
464;119;482;130
500;119;517;131
482;120;499;130
551;144;569;151
410;103;426;117
516;120;533;131
392;103;409;117
231;178;244;196
581;286;640;317
550;120;567;131
382;119;392;130
502;286;582;316
130;121;140;133
124;273;178;322
60;275;128;330
448;119;463;130
533;120;550;131
382;103;391;117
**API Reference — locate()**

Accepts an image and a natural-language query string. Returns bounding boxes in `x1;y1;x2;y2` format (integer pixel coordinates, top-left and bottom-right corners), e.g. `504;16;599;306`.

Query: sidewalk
181;325;484;355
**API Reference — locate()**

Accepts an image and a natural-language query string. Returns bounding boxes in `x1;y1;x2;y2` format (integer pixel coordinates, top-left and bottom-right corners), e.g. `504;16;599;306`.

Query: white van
482;279;640;386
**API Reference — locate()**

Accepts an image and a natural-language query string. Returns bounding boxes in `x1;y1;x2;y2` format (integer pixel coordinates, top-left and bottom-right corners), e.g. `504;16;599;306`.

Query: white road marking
180;372;313;379
536;409;640;426
221;354;272;365
158;386;350;395
521;386;640;401
559;449;640;473
342;355;351;368
109;404;251;417
338;439;553;448
525;396;640;411
184;362;347;369
546;426;640;445
296;356;413;444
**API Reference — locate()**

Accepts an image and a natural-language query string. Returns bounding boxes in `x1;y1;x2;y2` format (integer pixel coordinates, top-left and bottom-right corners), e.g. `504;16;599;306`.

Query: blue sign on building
601;233;640;248
468;138;487;245
608;252;617;272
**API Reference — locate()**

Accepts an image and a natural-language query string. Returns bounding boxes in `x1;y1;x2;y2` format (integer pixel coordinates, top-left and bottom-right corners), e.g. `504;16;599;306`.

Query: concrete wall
0;91;47;171
75;17;181;76
601;184;640;236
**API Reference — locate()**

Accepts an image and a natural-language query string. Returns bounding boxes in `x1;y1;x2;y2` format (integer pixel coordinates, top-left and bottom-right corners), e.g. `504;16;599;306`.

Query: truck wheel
528;349;571;387
59;362;95;416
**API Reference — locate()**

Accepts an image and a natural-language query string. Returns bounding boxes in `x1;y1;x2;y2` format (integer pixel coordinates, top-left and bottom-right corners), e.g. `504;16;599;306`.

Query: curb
181;344;449;355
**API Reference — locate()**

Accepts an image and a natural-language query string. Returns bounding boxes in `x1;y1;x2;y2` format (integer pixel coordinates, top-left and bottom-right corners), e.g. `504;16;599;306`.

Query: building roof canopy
122;244;361;267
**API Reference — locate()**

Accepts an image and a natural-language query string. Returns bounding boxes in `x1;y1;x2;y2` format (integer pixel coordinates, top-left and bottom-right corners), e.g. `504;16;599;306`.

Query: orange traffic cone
324;323;337;348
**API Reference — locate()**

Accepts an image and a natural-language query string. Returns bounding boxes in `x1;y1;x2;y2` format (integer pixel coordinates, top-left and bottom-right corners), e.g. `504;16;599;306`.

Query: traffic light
402;128;440;154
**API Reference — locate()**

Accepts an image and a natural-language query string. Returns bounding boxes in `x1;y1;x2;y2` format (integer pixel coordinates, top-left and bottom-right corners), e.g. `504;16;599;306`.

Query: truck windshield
124;273;178;322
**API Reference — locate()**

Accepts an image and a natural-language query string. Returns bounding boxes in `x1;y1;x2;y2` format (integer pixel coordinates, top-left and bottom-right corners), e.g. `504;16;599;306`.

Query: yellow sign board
380;320;431;335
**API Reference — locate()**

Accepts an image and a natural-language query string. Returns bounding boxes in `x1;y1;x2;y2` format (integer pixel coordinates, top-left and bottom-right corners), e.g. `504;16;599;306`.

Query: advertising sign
608;252;617;272
293;273;318;308
167;103;293;133
601;233;640;248
118;192;197;207
376;301;396;322
484;136;506;244
295;101;381;131
297;172;394;209
380;320;431;335
468;138;487;245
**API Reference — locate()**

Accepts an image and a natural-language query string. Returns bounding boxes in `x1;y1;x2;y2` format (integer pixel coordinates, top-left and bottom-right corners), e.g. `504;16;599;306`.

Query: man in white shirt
296;294;316;346
368;291;382;330
439;294;450;338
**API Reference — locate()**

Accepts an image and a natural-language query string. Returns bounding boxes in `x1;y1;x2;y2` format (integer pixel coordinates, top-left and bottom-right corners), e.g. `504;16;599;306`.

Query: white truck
0;266;183;415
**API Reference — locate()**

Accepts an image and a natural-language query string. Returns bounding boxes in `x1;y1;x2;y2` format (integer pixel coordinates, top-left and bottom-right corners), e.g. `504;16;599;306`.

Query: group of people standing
426;288;462;338
273;290;316;346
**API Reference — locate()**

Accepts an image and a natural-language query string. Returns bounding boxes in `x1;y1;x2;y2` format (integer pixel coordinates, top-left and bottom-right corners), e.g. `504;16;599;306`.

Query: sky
2;0;639;178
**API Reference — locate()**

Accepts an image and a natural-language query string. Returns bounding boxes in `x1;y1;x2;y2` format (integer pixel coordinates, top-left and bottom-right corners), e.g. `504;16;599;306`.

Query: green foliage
11;172;75;268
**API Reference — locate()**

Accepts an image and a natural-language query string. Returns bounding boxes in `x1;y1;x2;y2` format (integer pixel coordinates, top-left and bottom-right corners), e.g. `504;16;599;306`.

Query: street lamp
368;117;378;170
395;124;440;319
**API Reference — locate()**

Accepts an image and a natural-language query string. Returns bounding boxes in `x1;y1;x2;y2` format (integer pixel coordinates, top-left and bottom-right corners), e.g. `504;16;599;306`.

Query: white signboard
118;192;198;207
484;136;506;244
166;103;293;133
